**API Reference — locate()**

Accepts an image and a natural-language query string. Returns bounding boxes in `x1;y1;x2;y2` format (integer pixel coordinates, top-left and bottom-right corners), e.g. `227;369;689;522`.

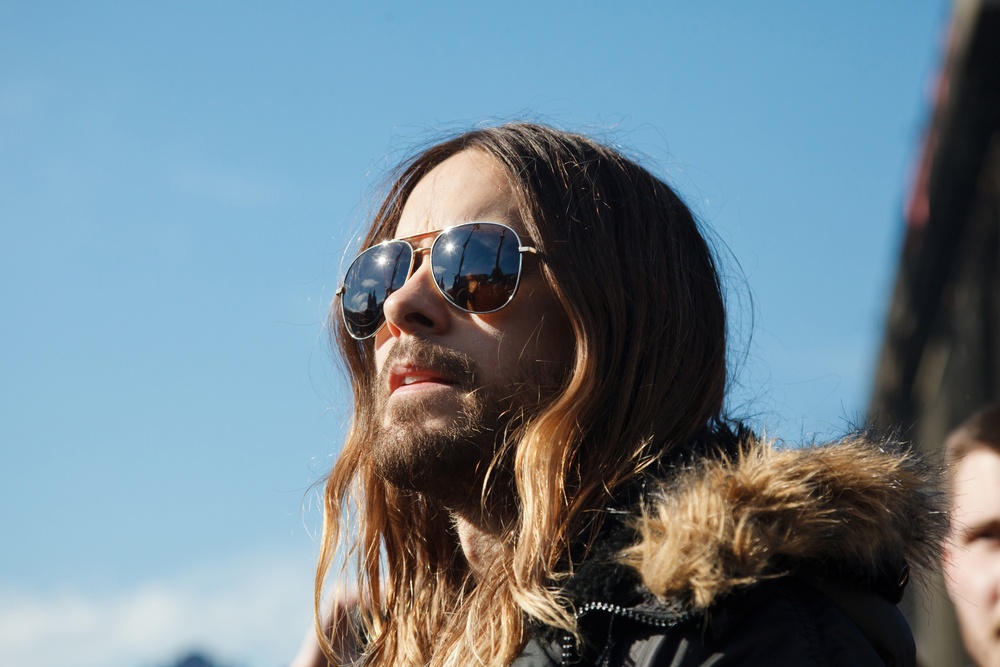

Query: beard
369;337;564;509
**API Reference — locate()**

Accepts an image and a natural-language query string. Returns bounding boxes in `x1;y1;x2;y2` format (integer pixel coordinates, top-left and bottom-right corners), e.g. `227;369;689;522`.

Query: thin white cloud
0;551;318;667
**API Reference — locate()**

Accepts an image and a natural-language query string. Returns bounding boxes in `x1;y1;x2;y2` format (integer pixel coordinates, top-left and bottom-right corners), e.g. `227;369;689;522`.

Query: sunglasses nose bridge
410;244;431;263
401;244;432;285
389;240;449;303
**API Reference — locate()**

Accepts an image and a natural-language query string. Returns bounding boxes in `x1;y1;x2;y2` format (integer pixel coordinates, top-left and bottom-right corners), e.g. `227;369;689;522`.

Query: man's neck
453;512;505;580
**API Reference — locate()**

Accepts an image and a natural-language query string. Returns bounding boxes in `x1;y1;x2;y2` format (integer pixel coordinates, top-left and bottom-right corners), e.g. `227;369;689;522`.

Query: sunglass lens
341;241;411;339
433;224;522;313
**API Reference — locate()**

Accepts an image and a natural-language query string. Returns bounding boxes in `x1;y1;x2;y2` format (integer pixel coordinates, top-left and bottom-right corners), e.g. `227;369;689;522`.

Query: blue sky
1;2;948;665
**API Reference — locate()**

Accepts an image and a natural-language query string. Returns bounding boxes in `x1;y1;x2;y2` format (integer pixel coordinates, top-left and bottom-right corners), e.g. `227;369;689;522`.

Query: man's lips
388;365;459;395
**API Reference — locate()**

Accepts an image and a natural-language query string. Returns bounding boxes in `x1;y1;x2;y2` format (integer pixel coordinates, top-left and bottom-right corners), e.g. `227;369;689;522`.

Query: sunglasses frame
337;221;540;340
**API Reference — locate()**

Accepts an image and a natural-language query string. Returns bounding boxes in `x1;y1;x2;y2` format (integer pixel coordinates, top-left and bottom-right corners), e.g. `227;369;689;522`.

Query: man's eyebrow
958;517;1000;541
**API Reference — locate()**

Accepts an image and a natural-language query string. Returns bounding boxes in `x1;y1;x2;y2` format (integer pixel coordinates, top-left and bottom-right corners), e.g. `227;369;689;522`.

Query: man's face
368;149;574;505
945;446;1000;667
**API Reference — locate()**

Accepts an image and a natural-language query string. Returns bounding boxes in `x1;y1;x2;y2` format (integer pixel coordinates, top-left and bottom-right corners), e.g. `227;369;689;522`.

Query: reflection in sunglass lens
341;241;411;339
432;224;522;313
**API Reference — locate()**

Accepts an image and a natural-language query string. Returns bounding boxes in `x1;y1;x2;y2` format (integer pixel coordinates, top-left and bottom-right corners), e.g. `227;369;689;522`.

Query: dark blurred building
161;651;230;667
869;0;1000;664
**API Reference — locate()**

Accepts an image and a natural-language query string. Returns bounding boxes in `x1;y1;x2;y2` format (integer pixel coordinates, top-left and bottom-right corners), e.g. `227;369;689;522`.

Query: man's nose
382;260;451;338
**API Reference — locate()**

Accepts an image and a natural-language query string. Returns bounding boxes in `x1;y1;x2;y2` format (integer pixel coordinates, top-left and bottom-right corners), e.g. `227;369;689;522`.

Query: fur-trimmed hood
524;435;944;666
619;434;945;611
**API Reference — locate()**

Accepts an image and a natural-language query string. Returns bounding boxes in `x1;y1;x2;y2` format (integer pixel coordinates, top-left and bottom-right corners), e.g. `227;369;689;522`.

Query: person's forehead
393;150;525;242
951;447;1000;517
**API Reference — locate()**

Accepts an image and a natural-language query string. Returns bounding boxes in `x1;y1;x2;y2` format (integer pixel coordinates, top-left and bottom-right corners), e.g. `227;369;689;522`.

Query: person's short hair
944;403;1000;481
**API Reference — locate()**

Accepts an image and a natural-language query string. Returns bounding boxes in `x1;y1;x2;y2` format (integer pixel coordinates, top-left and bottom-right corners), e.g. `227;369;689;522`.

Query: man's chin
374;443;486;507
370;409;487;493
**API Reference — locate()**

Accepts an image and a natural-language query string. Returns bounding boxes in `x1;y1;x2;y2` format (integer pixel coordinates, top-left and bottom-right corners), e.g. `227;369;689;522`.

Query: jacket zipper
561;601;692;665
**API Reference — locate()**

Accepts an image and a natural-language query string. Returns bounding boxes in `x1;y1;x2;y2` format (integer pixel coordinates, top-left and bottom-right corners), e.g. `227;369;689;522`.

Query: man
313;123;943;666
943;404;1000;667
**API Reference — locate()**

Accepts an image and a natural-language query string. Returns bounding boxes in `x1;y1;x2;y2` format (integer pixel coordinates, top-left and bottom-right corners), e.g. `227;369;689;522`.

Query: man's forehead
951;448;1000;517
392;151;524;240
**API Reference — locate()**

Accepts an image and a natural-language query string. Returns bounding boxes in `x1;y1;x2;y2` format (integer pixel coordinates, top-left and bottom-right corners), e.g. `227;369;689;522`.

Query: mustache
376;337;478;391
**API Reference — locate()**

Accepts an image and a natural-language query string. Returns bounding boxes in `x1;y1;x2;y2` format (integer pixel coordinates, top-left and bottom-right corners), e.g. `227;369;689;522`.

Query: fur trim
620;434;945;611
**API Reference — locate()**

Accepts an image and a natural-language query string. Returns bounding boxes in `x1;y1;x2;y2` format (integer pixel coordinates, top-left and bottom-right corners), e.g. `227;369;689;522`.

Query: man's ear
940;536;960;602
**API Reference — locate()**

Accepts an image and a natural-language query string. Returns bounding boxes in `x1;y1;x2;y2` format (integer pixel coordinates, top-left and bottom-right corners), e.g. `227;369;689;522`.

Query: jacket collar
618;433;944;611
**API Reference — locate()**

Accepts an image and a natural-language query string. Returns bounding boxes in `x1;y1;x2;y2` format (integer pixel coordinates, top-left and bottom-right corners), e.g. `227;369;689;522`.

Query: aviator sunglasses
337;222;539;340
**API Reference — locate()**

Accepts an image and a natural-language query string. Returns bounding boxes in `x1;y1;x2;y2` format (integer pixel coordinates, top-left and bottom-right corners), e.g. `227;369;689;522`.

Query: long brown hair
316;123;728;666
